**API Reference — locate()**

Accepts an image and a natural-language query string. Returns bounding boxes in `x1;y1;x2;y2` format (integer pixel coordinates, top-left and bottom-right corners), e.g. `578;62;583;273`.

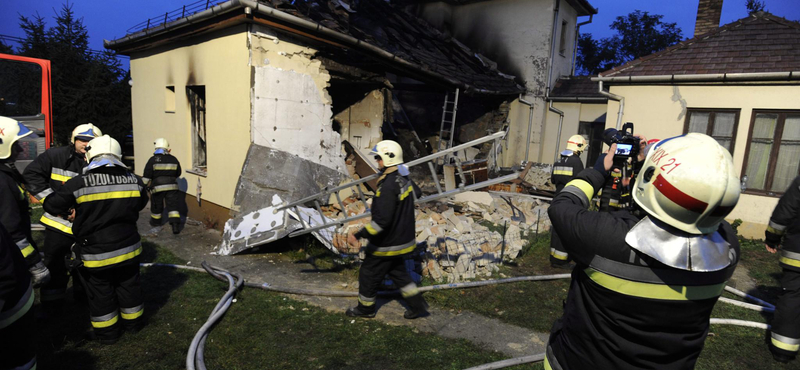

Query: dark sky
1;0;799;69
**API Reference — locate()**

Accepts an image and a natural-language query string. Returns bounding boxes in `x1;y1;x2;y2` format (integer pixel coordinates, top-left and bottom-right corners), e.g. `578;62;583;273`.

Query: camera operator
544;133;741;369
593;125;646;212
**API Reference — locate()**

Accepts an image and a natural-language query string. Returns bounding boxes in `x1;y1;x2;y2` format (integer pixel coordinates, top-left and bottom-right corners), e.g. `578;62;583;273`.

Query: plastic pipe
724;285;775;309
463;353;545;370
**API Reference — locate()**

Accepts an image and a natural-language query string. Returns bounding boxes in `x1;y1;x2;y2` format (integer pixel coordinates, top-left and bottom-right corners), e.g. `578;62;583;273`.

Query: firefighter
43;135;148;344
0;224;37;370
142;138;182;234
23;123;101;305
765;175;800;363
0;116;50;287
548;135;587;268
546;133;741;369
346;140;428;319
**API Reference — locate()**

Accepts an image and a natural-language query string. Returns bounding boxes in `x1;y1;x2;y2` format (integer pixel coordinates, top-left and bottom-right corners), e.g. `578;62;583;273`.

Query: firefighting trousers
549;229;570;266
78;263;144;341
770;268;800;360
0;295;36;370
150;190;181;226
40;229;81;303
356;255;425;313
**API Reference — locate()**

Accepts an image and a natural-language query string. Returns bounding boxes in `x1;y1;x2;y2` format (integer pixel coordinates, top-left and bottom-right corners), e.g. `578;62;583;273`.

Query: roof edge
592;71;800;84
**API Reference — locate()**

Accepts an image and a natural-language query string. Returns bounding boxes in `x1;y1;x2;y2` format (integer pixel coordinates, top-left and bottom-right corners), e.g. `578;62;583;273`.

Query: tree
576;10;683;76
746;0;766;14
6;3;131;145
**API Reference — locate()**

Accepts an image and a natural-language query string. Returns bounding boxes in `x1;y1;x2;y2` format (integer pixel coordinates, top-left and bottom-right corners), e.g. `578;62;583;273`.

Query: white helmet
72;123;102;143
371;140;403;167
154;138;169;150
86;135;122;162
0;116;34;159
566;135;587;153
632;133;740;235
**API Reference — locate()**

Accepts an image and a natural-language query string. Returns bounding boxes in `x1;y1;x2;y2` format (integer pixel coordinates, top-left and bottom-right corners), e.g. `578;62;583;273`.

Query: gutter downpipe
597;80;624;129
518;96;535;164
537;0;560;162
571;14;593;76
548;101;565;163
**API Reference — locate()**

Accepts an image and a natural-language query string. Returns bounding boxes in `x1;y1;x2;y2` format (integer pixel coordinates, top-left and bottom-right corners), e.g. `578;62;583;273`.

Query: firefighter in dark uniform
346;140;428;319
765;175;800;363
142;138;182;234
549;135;587;268
546;133;741;370
43;135;148;344
0;117;50;287
23;123;101;305
0;224;37;370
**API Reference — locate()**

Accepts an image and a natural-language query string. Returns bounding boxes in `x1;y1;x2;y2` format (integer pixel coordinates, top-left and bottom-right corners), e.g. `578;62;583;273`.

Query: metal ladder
437;88;459;165
277;130;517;238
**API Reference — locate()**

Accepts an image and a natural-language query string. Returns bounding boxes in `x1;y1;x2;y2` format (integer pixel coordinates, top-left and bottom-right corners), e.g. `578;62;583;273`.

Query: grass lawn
31;239;540;370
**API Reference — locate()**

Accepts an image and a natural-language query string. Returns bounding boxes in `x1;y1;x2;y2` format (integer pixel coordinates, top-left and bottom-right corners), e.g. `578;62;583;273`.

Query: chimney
694;0;724;37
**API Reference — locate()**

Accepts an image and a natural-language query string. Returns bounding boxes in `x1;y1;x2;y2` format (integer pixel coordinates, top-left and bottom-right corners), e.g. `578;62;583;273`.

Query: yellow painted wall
604;83;800;237
129;26;251;209
541;102;607;165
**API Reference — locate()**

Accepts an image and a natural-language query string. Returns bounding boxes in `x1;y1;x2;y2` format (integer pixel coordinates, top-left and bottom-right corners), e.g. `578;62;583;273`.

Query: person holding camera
593;125;644;212
764;175;800;363
549;135;588;269
545;133;741;369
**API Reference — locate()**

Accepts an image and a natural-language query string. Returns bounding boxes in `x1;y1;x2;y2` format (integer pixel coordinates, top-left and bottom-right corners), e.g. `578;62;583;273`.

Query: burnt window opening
559;20;569;56
187;85;207;174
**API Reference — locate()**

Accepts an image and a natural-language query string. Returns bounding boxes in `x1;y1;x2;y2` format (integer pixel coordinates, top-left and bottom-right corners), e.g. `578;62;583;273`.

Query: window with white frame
742;110;800;195
683;108;740;152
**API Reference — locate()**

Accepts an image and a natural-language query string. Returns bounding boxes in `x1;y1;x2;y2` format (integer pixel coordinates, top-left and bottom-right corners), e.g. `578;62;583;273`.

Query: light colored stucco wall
334;89;385;159
541;101;606;166
604;83;800;237
249;26;346;174
129;26;251;209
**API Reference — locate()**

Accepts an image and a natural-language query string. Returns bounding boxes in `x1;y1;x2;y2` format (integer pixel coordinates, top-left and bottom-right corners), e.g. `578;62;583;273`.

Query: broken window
559;20;568;56
187;85;207;174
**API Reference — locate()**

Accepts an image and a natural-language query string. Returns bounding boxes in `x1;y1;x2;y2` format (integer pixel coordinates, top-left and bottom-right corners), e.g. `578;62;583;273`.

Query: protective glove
29;261;51;288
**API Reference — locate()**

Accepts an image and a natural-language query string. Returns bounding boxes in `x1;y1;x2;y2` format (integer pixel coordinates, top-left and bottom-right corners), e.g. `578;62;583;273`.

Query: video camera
604;122;640;164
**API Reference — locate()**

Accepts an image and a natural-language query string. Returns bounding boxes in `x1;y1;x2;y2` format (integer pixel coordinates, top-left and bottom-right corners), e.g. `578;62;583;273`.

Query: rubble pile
325;191;552;283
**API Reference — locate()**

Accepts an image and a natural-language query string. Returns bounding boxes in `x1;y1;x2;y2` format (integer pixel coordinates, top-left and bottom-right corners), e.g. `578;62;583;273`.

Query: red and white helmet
632;133;740;235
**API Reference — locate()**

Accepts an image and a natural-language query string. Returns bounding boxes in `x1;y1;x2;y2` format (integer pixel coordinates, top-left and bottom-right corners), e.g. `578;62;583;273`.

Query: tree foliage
0;3;131;146
576;10;683;76
746;0;766;15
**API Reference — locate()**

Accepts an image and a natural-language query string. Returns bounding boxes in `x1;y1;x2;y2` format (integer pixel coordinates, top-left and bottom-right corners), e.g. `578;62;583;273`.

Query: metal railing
125;0;230;35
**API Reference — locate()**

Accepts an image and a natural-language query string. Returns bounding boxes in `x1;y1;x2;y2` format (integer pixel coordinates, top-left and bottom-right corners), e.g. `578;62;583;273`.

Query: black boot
171;223;180;235
345;306;376;318
403;295;429;319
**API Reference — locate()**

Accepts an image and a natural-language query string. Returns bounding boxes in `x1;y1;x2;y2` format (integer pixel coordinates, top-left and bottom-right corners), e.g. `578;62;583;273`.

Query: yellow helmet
154;138;170;150
632;133;740;234
86;135;122;161
71;123;102;143
566;135;587;153
0;116;34;159
370;140;403;167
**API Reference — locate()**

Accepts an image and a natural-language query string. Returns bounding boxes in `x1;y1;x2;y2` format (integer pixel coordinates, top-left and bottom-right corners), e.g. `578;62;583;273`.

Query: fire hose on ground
140;263;776;370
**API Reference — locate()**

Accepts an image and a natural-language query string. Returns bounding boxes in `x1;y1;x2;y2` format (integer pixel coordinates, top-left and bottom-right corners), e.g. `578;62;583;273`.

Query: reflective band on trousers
168;211;180;218
74;184;141;204
358;294;376;307
121;305;144;320
91;310;119;328
365;221;382;236
772;332;800;352
51;168;78;182
0;283;33;330
400;283;419;298
151;214;162;219
40;212;73;234
152;184;179;193
371;241;415;257
583;267;726;300
780;250;800;268
550;248;568;260
553;166;573;176
82;242;142;268
153;163;178;170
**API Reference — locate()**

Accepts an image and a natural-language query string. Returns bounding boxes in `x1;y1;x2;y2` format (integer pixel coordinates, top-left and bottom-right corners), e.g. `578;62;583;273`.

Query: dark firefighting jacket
42;165;148;270
0;164;41;268
766;176;800;271
551;151;584;193
23;145;89;235
546;168;739;370
142;153;182;193
0;224;33;331
354;166;421;257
